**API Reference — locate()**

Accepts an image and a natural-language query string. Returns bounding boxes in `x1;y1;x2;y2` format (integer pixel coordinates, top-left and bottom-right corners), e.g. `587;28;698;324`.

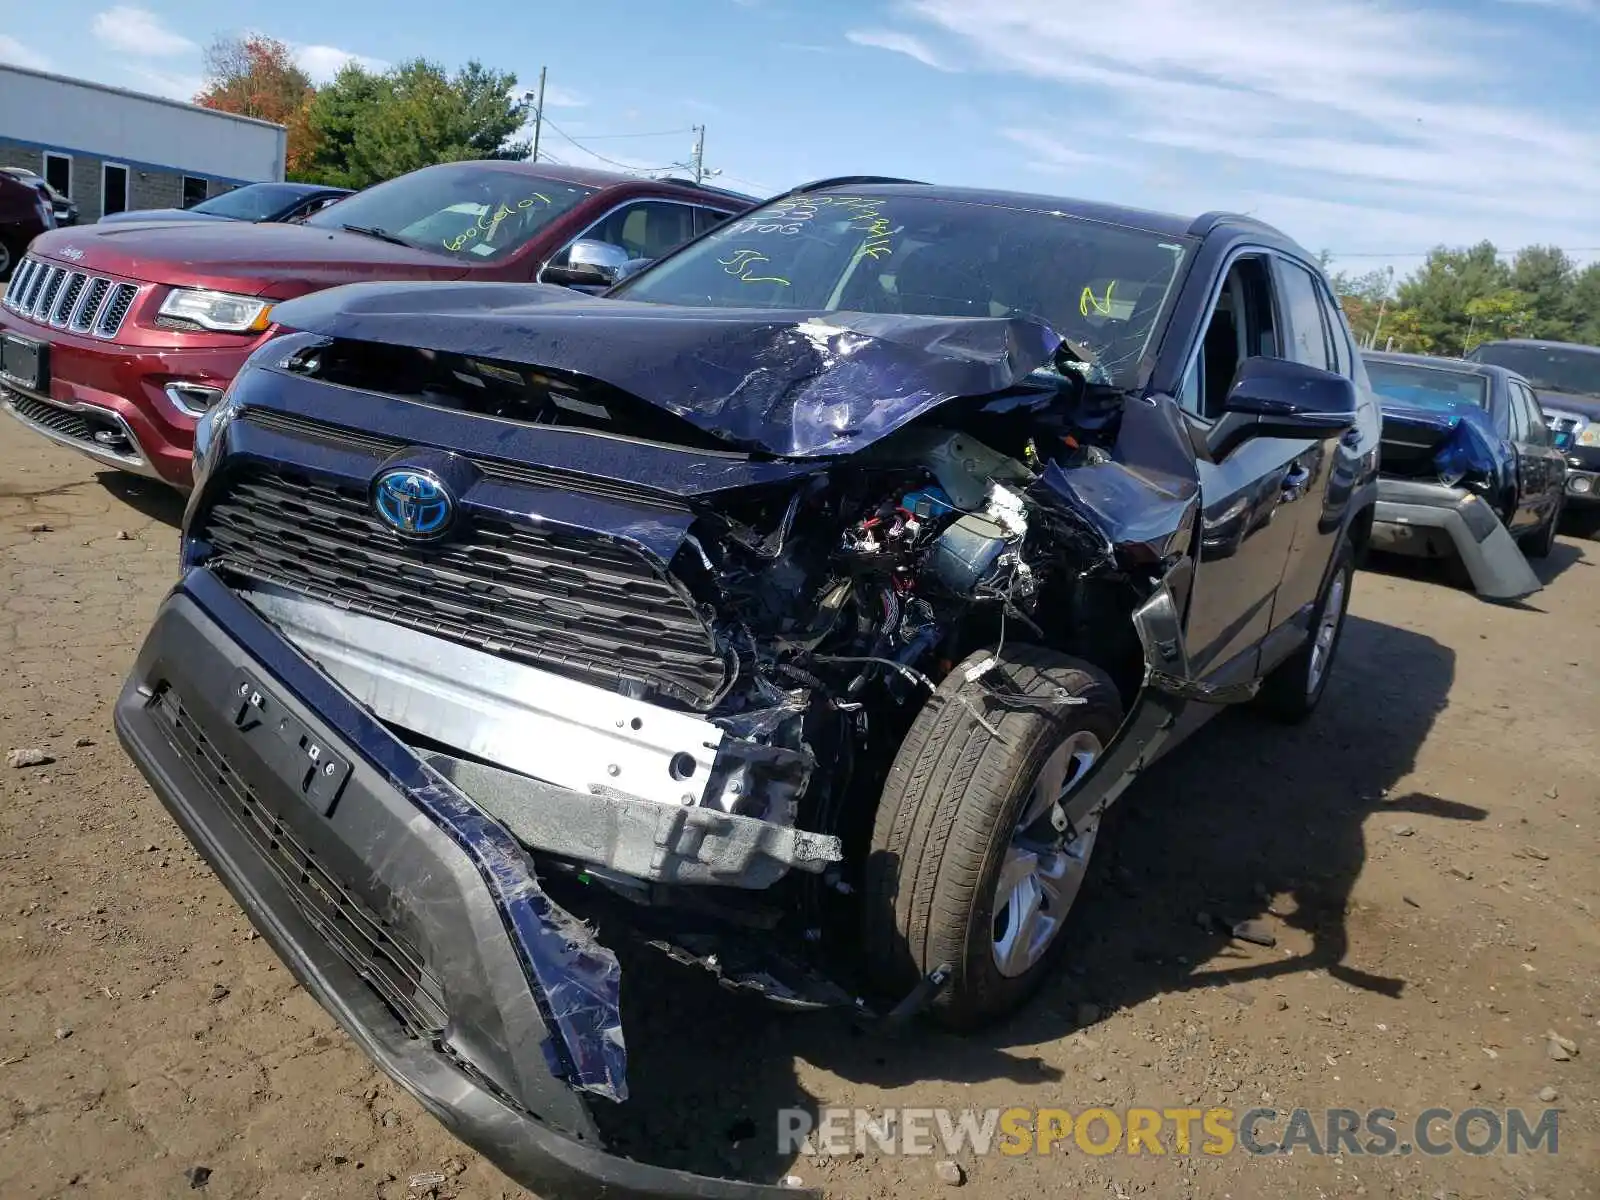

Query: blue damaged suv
115;177;1379;1198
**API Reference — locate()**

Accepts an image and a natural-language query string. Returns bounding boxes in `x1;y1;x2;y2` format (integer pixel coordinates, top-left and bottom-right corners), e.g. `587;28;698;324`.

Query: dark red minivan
0;161;753;488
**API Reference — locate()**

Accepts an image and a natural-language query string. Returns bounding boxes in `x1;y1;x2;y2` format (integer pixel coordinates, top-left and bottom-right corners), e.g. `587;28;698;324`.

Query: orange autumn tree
194;35;320;179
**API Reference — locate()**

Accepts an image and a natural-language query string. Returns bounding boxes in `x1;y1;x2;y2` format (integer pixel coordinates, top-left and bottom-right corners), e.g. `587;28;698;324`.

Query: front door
1177;254;1307;681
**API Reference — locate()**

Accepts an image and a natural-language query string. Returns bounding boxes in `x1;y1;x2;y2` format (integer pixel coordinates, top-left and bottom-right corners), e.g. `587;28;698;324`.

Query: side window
1275;260;1333;372
1180;255;1280;421
1319;281;1355;377
548;201;698;271
1516;382;1550;445
694;207;735;237
1506;383;1530;441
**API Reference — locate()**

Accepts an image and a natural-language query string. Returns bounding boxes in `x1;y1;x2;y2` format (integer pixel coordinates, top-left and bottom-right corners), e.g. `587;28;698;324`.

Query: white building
0;63;287;220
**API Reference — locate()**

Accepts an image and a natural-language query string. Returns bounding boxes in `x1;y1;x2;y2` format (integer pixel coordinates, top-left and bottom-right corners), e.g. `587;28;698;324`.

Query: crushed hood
269;281;1065;457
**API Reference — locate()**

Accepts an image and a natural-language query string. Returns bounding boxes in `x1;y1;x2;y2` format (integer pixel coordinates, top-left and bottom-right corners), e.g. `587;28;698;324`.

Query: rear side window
1275;259;1333;372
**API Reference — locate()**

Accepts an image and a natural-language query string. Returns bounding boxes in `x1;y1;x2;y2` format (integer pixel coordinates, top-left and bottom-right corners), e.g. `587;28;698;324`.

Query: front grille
149;684;448;1040
240;407;689;511
197;467;728;708
2;257;139;339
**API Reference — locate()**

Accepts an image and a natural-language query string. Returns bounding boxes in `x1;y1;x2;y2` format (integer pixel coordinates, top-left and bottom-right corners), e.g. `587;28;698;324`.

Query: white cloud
0;34;51;70
845;28;958;72
294;44;388;83
91;7;196;57
890;0;1599;260
1003;128;1115;175
125;65;205;101
542;84;586;107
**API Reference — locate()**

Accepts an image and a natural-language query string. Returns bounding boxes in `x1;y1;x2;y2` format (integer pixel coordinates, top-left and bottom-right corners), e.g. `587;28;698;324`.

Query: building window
43;153;71;198
102;163;129;217
182;176;208;209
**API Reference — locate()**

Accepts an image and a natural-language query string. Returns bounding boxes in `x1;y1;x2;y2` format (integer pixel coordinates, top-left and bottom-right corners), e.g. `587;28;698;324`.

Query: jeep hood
269;280;1067;457
30;222;470;298
1533;388;1600;421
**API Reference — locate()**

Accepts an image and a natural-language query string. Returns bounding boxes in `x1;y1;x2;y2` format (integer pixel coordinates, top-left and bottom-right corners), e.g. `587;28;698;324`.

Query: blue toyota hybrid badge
373;468;454;539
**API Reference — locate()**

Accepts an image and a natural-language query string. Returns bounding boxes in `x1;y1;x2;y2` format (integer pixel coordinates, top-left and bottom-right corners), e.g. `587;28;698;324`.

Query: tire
1566;505;1600;542
1255;534;1355;724
1519;497;1562;559
862;644;1123;1030
0;237;15;282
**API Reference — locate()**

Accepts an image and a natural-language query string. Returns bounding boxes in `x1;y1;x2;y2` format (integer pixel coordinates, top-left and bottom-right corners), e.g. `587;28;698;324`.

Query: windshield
192;185;318;221
613;192;1194;389
305;163;596;262
1366;360;1489;413
1470;343;1600;397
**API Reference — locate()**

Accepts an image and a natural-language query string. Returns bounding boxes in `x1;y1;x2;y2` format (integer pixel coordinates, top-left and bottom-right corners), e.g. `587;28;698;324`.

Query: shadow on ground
592;612;1467;1183
96;471;186;527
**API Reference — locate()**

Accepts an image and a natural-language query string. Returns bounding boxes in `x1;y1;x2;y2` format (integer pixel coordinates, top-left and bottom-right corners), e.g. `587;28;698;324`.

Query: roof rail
786;175;929;196
1187;210;1282;238
657;176;761;203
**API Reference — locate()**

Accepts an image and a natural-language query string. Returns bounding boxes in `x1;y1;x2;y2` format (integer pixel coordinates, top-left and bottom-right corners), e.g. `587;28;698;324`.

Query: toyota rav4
115;177;1379;1199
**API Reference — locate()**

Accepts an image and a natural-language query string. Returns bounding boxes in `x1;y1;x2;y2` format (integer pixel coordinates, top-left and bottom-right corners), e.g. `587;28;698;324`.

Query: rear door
1509;379;1563;529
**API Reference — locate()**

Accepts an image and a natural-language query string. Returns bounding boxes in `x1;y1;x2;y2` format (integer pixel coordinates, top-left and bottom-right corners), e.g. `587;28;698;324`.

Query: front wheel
0;238;15;281
1255;534;1354;723
862;645;1124;1029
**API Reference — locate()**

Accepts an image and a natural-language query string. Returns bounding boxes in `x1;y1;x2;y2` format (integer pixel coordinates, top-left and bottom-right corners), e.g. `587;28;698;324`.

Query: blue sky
4;0;1598;279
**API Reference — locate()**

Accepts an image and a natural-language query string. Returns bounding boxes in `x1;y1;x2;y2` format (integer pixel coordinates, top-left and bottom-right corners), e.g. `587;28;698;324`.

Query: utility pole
529;66;547;164
690;125;705;185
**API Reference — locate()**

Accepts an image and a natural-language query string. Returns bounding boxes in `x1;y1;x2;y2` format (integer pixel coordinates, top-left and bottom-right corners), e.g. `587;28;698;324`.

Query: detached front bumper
114;569;808;1200
1369;478;1541;600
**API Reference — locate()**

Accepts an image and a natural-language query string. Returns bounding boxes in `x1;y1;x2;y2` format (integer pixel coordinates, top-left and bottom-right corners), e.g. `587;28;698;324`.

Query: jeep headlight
159;287;274;333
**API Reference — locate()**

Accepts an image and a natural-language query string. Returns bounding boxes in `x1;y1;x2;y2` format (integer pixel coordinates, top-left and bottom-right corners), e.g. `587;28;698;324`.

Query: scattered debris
1521;846;1550;861
7;748;53;769
380;1109;402;1128
1091;1068;1107;1082
1403;895;1421;908
1231;919;1277;947
208;984;229;1002
1538;1086;1559;1102
1275;997;1290;1012
407;1172;446;1191
1543;785;1559;799
935;1160;966;1186
26;522;50;533
781;1175;805;1189
54;1027;72;1041
1545;1031;1578;1061
115;530;131;541
441;1157;466;1178
1448;865;1474;881
1389;823;1416;838
185;1166;211;1189
73;736;94;748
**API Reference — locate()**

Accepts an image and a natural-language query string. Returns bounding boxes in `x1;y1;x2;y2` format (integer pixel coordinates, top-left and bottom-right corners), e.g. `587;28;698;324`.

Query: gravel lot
2;430;1596;1200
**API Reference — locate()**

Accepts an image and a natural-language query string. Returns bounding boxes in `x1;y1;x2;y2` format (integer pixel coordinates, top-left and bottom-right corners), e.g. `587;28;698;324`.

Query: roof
238;182;352;197
1364;349;1517;385
0;62;286;133
786;177;1302;247
1473;338;1600;356
449;160;755;205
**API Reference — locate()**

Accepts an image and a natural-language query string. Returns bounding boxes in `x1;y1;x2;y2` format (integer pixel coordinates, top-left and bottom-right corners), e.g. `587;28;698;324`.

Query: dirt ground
1;428;1596;1200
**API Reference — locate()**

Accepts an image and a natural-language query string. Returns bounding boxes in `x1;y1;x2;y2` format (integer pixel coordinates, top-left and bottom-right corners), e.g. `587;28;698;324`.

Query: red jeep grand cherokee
0;161;753;488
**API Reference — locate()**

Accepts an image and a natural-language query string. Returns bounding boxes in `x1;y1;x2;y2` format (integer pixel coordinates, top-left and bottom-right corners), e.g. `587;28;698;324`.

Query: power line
1330;247;1600;259
542;117;683;174
570;127;698;140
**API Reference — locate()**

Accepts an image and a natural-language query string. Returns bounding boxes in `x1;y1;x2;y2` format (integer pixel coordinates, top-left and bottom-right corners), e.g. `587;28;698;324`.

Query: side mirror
543;239;632;288
1210;356;1359;458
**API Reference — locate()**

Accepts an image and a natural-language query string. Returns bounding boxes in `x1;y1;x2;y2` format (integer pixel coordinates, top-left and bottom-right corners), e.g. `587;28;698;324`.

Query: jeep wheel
863;645;1123;1029
1255;534;1354;723
0;238;15;282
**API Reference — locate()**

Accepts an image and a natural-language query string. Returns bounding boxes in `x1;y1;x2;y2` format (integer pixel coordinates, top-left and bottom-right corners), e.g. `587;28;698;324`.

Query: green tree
1462;289;1534;352
1571;262;1600;346
306;60;530;189
1509;245;1577;341
1394;242;1512;356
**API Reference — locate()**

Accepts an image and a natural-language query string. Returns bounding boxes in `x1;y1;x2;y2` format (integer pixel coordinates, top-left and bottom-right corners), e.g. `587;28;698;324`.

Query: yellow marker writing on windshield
718;248;790;286
1080;280;1117;317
